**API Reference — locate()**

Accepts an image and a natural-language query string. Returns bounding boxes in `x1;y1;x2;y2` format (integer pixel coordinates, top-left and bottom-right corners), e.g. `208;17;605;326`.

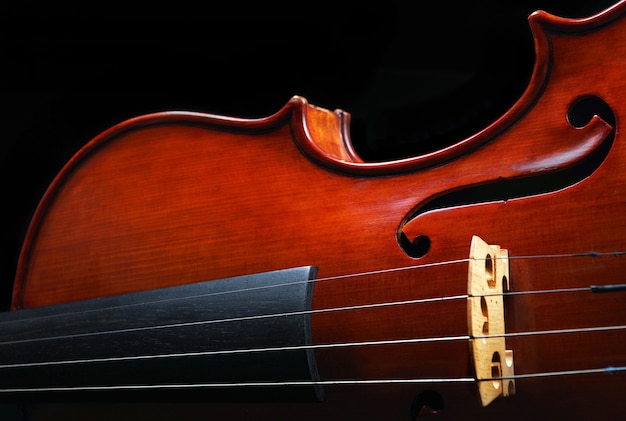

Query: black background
0;0;618;313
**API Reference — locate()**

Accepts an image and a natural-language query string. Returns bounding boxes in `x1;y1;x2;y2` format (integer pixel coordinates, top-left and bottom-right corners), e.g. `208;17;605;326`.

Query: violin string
476;323;626;339
0;366;624;394
0;252;621;390
0;281;617;347
1;320;625;376
0;258;470;328
3;322;626;371
0;377;478;394
4;249;624;328
0;260;624;348
0;250;620;375
0;294;469;347
0;334;472;370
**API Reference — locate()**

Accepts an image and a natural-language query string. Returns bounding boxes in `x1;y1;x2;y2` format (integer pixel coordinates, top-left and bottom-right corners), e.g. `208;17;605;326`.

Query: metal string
0;366;623;394
1;250;622;329
2;323;626;371
0;252;622;347
0;257;470;328
0;251;621;392
0;282;619;347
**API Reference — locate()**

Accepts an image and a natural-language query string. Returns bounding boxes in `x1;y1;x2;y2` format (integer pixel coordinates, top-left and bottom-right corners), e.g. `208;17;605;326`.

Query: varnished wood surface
3;1;626;420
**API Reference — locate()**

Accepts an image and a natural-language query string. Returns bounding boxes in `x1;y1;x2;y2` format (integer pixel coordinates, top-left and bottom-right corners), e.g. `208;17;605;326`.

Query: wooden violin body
8;2;626;420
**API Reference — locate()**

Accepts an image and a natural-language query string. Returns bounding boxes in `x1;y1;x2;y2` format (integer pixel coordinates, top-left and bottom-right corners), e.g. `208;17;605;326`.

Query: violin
3;1;626;420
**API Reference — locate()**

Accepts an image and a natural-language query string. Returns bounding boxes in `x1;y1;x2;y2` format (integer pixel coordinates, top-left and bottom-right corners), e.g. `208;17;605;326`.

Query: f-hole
398;95;615;260
567;95;615;129
411;390;444;420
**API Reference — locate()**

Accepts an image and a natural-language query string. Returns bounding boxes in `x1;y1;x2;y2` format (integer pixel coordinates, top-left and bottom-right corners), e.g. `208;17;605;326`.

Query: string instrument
5;2;626;420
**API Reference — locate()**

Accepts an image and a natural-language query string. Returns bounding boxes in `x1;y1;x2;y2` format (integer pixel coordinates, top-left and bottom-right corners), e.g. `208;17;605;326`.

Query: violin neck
0;267;323;402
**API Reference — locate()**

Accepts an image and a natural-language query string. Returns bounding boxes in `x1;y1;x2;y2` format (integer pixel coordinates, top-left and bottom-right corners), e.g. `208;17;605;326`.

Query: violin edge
307;0;626;175
529;0;626;32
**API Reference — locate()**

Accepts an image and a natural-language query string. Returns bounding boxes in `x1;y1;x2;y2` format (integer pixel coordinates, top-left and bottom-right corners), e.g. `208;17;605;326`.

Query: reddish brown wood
11;1;626;420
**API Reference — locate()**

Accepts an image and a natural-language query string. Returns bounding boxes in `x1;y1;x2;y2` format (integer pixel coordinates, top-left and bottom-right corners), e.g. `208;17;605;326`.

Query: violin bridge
468;235;515;407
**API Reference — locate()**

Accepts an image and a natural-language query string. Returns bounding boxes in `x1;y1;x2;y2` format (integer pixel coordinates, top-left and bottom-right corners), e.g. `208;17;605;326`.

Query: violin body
9;2;626;420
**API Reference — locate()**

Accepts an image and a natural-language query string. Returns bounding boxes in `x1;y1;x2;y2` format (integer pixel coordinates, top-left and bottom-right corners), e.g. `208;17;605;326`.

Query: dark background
0;0;618;313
